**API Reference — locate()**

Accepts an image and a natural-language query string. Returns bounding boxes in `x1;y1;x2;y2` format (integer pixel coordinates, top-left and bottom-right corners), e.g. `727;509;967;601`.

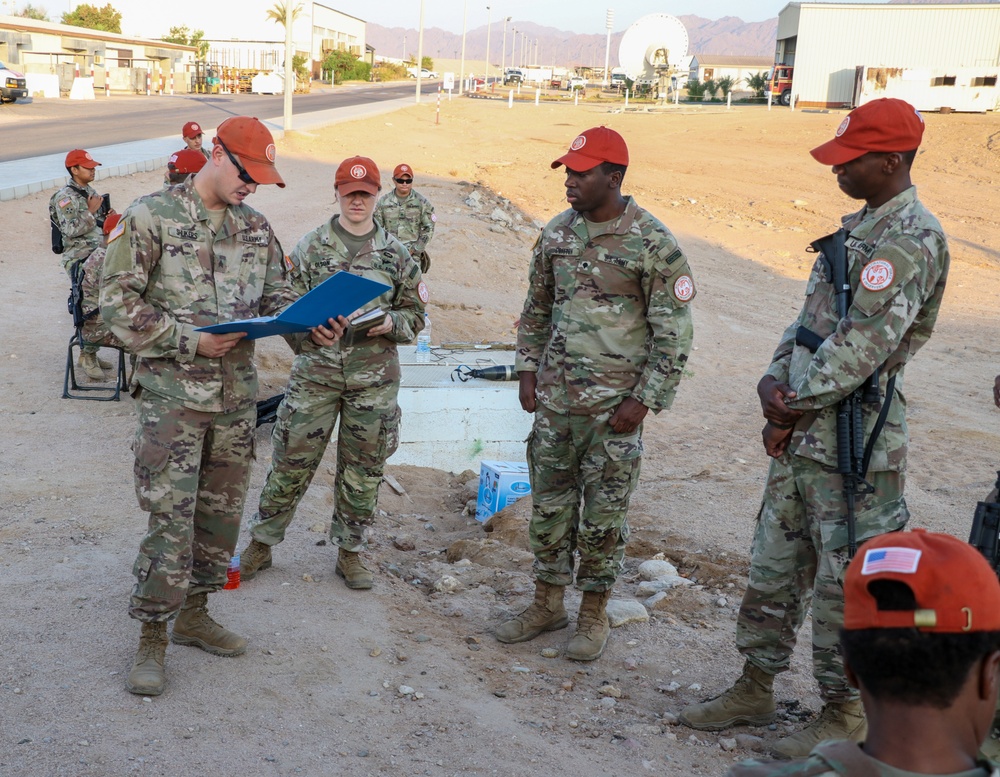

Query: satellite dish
617;13;689;82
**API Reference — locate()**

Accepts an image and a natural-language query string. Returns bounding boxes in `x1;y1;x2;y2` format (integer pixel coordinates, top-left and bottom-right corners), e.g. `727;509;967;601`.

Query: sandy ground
2;96;999;777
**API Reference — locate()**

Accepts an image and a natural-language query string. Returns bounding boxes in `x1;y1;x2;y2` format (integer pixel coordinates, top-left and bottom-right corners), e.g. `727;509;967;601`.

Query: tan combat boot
96;353;114;369
125;621;168;696
239;539;272;580
771;699;867;759
679;661;777;730
565;589;612;660
78;351;106;381
495;580;569;643
171;592;247;656
335;548;373;590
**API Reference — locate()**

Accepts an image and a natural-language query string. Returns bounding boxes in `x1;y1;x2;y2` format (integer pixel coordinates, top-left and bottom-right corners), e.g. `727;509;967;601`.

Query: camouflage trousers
252;355;401;552
66;261;100;356
527;403;642;592
736;452;908;702
129;390;255;622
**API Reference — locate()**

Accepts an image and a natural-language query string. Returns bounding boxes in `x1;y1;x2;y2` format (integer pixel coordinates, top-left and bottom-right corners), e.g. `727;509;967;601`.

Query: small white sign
443;72;455;90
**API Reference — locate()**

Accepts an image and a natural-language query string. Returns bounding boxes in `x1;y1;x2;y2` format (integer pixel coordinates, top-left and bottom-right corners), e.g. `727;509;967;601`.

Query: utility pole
603;8;614;87
415;0;425;103
501;17;511;77
283;0;294;130
485;5;492;82
459;0;468;94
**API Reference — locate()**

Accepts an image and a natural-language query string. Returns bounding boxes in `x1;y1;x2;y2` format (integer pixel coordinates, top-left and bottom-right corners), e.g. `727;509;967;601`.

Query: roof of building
0;16;195;52
691;55;774;67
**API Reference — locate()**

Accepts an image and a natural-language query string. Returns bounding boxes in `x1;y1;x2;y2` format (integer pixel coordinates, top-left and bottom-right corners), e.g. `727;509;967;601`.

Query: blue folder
196;271;391;340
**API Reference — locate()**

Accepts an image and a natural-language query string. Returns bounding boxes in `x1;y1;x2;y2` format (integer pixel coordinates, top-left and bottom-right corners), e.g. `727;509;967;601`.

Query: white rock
398;685;415;695
716;596;729;607
720;737;738;752
644;591;671;611
606;599;649;627
433;575;461;593
637;559;678;580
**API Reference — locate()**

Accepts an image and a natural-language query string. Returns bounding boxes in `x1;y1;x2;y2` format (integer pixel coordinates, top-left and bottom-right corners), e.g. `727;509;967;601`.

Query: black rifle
970;471;1000;575
255;393;285;428
796;228;890;557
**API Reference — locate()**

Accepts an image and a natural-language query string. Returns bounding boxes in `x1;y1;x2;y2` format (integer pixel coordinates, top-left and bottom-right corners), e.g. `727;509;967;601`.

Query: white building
688;55;772;95
775;2;1000;109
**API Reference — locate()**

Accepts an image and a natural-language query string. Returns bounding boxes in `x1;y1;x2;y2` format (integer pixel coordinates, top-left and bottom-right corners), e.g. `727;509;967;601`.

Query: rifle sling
860;374;896;480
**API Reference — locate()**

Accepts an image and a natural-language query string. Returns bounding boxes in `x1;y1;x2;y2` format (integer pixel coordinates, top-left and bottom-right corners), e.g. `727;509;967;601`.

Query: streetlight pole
510;28;517;71
501;17;510;77
415;0;425;103
603;8;614;87
459;0;468;94
485;5;492;82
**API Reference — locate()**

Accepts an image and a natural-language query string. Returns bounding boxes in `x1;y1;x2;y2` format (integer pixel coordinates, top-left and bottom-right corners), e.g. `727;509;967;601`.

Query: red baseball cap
810;98;925;166
551;126;629;171
393;163;413;179
212;116;284;187
336;156;381;196
102;212;122;236
168;149;207;175
182;121;203;139
65;149;100;169
844;529;1000;633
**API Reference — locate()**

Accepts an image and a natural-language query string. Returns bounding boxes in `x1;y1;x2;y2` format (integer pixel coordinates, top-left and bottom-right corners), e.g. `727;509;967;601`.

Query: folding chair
62;260;129;401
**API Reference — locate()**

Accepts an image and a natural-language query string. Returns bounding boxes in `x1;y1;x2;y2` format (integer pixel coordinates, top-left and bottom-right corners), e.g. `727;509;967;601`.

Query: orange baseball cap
844;529;1000;633
336;156;381;196
212;116;285;188
393;163;413;179
182;121;203;139
168;149;207;175
810;98;925;166
102;212;122;236
65;149;100;169
551;126;629;171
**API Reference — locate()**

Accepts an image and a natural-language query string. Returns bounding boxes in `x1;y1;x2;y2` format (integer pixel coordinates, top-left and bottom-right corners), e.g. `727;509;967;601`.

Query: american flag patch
59;197;71;208
861;547;922;575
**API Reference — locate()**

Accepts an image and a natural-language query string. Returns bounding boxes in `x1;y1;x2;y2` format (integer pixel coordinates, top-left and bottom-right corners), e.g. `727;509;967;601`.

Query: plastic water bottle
223;547;240;590
415;314;431;363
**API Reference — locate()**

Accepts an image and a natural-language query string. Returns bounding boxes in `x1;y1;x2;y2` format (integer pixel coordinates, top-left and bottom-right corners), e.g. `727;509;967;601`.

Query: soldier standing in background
680;99;950;757
239;156;426;591
374;162;436;273
101;116;295;696
51;148;114;380
182;121;211;161
496;126;695;661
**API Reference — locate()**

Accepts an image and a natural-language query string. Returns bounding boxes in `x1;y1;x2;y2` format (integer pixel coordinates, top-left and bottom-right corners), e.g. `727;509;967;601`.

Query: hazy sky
26;0;897;38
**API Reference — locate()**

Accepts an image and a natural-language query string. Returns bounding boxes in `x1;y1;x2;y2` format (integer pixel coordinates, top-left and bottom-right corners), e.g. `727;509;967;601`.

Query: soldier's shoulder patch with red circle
673;274;695;301
860;259;894;292
417;280;429;303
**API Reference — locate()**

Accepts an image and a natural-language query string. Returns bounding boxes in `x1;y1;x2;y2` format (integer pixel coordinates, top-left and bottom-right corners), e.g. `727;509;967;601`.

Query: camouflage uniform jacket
764;186;949;471
373;189;435;254
283;215;425;368
727;740;997;777
100;177;295;414
515;196;695;415
49;181;102;271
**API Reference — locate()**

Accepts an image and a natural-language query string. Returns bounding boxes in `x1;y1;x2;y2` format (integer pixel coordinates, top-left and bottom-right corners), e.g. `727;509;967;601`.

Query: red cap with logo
65;149;100;169
102;212;122;236
182;121;203;139
844;529;1000;633
810;98;925;166
212;116;284;188
551;126;629;171
336;156;381;196
393;163;413;179
168;149;208;175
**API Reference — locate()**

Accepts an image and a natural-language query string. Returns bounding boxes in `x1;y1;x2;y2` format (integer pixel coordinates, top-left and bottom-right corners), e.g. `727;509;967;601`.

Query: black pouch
51;218;64;254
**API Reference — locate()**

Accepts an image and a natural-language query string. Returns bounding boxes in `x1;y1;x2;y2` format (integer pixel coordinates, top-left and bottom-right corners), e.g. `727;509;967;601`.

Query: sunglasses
218;140;257;185
393;177;413;184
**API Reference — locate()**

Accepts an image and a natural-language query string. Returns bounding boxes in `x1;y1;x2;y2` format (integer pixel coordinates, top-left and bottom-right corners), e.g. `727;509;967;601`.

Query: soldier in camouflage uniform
182;121;212;161
727;530;1000;777
239;155;425;591
78;213;125;350
100;116;295;696
681;99;951;757
496;126;695;661
50;148;114;379
373;163;436;274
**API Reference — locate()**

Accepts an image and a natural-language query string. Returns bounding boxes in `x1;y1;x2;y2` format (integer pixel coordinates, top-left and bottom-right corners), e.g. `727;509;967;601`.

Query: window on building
931;75;957;86
704;68;714;79
972;75;997;87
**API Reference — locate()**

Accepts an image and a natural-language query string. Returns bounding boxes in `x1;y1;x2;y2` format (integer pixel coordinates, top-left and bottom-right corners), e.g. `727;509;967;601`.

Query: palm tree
266;1;304;28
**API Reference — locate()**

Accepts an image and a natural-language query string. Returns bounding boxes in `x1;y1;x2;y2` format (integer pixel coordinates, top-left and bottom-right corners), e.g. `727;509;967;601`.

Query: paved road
0;81;439;163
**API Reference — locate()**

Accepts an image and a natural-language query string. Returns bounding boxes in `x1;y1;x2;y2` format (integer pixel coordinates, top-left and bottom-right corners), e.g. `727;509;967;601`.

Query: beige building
0;15;195;94
775;2;1000;109
688;55;772;92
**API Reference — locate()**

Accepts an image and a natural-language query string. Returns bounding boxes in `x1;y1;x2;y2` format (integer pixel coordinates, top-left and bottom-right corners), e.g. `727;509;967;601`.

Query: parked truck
767;64;794;106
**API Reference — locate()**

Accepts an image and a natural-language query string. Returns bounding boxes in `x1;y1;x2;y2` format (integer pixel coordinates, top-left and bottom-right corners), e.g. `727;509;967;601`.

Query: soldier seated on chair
78;212;126;351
